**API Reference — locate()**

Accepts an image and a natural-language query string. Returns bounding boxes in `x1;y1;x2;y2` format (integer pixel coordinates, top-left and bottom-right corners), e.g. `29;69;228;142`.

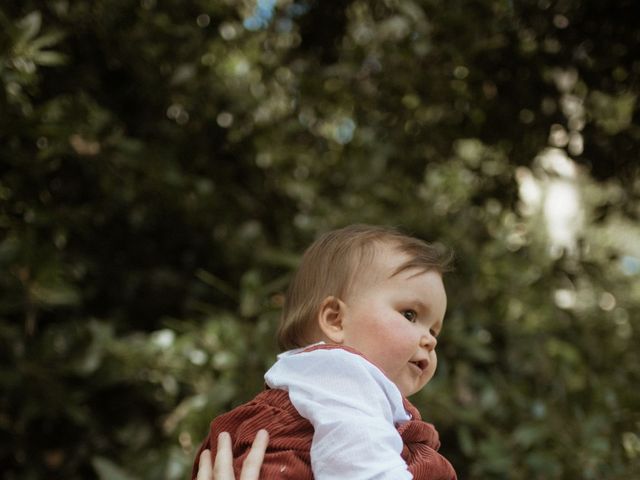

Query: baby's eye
403;310;417;322
430;328;438;337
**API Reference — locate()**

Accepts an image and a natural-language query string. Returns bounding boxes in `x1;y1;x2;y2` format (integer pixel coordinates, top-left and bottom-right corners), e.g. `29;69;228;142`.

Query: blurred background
1;0;639;478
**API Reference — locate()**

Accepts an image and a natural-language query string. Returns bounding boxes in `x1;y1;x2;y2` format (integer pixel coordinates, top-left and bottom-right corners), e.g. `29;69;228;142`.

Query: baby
192;224;457;479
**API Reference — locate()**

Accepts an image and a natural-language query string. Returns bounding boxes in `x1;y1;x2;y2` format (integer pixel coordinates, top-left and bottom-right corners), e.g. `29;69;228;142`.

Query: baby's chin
403;387;424;397
401;378;433;397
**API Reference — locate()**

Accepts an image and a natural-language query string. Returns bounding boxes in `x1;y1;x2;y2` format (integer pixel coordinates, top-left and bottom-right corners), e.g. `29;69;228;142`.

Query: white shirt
264;345;413;480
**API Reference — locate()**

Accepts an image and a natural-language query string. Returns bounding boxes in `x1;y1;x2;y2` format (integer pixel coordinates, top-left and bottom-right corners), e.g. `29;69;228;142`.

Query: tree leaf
16;11;42;45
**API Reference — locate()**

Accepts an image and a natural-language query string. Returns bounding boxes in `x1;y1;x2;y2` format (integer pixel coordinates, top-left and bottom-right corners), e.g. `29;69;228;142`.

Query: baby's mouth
409;360;428;372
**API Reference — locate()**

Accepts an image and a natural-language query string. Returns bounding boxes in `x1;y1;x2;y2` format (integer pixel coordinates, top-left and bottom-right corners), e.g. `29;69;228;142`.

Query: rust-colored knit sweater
192;347;457;479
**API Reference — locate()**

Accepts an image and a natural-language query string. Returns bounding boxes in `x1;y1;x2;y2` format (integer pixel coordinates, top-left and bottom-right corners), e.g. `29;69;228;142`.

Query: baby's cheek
382;329;416;357
429;355;438;375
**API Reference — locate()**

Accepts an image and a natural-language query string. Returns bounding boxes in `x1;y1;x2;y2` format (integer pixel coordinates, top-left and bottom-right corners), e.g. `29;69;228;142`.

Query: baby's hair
277;224;454;350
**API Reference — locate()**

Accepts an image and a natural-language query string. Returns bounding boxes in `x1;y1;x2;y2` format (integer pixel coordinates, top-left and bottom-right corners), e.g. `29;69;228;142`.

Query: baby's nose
421;330;437;350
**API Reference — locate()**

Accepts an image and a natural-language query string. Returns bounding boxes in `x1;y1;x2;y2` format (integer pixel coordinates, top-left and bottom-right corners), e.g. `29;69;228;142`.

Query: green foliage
1;1;639;479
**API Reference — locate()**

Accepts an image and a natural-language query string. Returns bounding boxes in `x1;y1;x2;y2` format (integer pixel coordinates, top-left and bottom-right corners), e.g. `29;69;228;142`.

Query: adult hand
196;429;269;480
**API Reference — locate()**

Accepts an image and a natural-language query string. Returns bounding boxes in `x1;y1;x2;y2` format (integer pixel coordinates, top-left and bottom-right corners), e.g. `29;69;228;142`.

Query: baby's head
278;225;453;348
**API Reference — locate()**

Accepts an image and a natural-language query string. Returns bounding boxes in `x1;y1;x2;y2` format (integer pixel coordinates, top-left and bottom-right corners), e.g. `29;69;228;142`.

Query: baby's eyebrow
407;298;431;314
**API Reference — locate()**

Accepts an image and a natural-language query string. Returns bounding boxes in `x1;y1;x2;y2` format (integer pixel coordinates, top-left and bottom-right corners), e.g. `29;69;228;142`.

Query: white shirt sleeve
264;347;413;480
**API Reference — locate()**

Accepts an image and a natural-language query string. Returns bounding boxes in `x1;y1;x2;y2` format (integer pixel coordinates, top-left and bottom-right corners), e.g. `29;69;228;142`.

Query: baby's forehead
349;243;412;284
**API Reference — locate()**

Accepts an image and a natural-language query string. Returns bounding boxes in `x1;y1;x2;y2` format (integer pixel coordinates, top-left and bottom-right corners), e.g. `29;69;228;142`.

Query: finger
213;432;235;480
239;430;269;480
196;449;213;480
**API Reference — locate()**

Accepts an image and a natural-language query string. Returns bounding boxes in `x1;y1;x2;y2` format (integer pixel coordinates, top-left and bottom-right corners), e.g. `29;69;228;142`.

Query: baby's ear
317;296;346;344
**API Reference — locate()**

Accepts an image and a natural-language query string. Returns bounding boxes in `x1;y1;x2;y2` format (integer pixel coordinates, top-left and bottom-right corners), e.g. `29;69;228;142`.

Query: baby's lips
410;359;429;371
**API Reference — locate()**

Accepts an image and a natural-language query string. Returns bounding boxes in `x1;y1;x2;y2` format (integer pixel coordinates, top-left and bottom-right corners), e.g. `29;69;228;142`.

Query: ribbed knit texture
191;387;456;479
191;344;456;479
